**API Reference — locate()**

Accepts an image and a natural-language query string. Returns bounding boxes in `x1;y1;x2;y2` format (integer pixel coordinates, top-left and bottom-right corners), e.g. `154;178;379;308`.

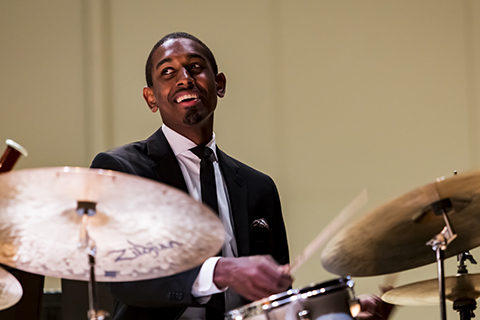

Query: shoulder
91;140;152;173
102;140;148;159
91;127;170;171
218;149;277;189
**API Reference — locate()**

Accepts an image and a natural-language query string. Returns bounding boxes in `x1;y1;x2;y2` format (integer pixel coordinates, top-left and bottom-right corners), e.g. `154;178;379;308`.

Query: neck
165;123;213;145
184;127;213;145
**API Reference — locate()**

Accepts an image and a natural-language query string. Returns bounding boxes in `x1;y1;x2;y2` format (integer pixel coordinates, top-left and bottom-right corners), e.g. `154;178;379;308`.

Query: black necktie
190;145;225;319
190;145;218;214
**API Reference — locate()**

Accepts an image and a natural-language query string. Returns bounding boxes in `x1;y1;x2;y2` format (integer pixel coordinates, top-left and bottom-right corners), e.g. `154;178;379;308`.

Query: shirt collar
162;124;217;158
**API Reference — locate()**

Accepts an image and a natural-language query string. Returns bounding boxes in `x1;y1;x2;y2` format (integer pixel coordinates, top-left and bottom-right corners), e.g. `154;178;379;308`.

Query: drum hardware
77;201;108;320
453;299;476;320
425;198;458;320
297;309;310;320
457;251;477;274
349;298;361;318
453;252;477;320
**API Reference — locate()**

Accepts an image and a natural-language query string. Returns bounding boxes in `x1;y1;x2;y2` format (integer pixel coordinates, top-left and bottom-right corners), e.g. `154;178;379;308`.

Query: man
91;32;292;320
91;32;393;320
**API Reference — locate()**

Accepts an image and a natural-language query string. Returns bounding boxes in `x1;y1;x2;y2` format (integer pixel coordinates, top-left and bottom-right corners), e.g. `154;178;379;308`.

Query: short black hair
145;32;218;88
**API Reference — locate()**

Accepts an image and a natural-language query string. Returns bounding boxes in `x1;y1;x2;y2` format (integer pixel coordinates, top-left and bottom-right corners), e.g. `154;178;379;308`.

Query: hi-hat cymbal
321;169;480;276
0;167;224;282
382;273;480;305
0;266;22;310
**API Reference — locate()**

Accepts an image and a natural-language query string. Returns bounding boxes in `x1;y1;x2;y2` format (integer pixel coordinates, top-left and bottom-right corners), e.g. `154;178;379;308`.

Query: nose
176;67;194;87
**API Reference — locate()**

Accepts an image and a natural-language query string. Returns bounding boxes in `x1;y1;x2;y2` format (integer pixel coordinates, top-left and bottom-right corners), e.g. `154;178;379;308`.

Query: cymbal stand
77;201;109;320
426;199;457;320
453;252;477;320
457;252;477;275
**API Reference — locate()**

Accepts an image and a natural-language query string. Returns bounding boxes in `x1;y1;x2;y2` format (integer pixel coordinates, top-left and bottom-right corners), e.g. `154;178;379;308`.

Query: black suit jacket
91;128;289;320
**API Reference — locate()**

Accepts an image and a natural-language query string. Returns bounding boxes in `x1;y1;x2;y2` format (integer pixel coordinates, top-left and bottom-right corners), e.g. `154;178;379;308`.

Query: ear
215;72;226;98
143;86;158;113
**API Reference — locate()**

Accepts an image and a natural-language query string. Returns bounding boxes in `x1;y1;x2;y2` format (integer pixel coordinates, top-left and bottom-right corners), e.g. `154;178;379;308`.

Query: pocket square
250;218;270;230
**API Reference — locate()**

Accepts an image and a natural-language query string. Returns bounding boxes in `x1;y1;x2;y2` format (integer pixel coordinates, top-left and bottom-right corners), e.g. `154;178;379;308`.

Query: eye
189;63;203;72
161;67;175;76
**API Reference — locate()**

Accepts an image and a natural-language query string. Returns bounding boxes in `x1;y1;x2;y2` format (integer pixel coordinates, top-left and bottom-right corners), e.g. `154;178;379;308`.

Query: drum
225;278;360;320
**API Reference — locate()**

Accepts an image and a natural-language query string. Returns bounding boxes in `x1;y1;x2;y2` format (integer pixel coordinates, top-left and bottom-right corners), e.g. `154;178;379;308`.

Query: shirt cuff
192;257;226;299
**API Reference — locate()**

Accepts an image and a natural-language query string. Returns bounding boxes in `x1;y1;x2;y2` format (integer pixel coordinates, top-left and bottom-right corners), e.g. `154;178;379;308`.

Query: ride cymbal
321;169;480;276
0;167;224;282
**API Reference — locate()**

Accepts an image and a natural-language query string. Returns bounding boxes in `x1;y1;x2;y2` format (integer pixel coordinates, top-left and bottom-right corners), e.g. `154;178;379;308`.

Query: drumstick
381;273;398;293
289;189;368;274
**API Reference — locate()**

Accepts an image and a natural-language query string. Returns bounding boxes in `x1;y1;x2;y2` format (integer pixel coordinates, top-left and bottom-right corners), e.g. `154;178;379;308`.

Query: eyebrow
155;54;206;71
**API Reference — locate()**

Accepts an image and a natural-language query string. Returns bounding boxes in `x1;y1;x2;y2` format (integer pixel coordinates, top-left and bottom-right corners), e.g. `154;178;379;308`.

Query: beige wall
1;1;480;319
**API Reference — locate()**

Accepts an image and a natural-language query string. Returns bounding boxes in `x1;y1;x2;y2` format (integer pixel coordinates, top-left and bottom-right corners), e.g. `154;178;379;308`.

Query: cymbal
0;266;22;310
321;169;480;276
0;167;224;282
382;273;480;305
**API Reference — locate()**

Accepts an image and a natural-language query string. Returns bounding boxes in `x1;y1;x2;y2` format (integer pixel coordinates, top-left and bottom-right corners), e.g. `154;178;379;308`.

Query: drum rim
224;288;299;319
298;277;353;294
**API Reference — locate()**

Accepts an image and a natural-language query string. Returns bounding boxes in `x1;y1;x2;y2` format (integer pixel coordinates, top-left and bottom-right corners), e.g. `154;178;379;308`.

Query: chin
183;111;203;125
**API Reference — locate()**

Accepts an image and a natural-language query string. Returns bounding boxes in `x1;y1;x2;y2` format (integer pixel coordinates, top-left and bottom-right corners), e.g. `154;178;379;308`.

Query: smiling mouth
176;93;199;103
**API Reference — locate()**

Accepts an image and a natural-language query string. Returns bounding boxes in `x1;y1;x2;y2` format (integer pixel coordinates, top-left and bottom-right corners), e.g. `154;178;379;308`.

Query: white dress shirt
162;125;238;319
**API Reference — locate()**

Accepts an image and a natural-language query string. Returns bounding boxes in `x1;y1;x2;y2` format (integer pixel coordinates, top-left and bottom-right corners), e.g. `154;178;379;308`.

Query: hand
213;255;293;301
356;287;395;320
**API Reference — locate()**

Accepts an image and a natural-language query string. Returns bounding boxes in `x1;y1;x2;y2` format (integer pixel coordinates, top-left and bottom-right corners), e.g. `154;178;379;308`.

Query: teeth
176;93;198;103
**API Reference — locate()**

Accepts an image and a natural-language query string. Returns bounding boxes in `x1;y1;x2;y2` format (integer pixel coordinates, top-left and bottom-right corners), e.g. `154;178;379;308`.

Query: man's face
144;38;226;132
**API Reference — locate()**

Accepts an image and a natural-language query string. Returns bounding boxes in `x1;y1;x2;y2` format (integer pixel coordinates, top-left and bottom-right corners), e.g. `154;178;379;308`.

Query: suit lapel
146;128;189;193
217;148;250;257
